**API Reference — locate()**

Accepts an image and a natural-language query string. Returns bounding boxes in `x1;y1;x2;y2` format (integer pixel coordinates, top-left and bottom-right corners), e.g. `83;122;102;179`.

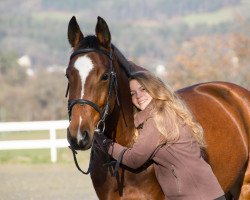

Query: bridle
66;47;120;131
65;46;120;174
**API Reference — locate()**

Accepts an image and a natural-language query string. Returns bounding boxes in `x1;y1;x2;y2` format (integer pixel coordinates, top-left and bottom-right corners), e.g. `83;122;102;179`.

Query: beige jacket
108;102;224;200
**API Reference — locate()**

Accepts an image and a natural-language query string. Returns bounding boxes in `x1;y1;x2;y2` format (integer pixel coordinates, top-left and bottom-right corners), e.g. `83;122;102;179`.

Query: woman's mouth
138;100;146;105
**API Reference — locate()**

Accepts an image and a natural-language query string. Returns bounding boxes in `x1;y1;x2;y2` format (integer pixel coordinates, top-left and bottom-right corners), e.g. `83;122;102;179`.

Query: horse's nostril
78;131;89;148
82;131;88;140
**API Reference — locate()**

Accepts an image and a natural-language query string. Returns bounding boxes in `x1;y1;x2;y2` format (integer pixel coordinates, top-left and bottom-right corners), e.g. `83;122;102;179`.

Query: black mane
112;45;132;77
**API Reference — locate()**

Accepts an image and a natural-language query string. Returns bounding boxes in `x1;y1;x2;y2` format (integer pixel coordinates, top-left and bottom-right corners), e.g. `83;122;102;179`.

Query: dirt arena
0;163;98;200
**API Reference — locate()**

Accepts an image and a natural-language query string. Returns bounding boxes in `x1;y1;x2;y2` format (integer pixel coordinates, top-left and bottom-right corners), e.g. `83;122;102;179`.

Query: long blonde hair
129;71;205;147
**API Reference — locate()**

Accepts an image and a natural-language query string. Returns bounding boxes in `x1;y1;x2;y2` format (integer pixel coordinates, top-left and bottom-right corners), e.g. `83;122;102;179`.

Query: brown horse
66;16;250;200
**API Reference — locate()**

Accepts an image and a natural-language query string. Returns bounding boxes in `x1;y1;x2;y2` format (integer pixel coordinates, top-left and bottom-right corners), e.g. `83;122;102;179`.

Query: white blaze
74;55;94;139
77;116;83;144
74;55;94;98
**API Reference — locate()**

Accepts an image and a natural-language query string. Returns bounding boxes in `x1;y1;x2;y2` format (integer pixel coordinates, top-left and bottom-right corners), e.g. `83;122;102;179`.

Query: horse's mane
112;44;147;76
112;45;133;77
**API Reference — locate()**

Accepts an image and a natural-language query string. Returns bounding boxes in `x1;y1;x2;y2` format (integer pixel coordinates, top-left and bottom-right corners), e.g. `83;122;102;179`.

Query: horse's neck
115;102;135;147
107;48;147;147
111;58;135;147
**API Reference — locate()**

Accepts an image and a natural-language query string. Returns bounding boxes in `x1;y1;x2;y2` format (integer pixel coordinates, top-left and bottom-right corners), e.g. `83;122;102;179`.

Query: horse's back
177;81;250;194
177;82;250;140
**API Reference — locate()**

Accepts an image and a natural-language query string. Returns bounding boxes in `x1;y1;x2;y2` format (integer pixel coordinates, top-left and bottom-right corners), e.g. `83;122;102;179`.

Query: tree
164;33;250;90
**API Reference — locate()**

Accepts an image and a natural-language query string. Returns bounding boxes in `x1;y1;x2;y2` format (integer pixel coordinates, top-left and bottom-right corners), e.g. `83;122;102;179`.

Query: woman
95;71;225;200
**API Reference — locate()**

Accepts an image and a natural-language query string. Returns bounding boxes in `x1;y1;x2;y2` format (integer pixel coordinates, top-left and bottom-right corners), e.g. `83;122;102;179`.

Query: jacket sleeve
108;118;161;169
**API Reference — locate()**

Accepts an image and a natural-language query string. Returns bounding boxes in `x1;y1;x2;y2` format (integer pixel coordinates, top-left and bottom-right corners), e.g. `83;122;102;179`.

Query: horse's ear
95;16;111;48
68;16;84;49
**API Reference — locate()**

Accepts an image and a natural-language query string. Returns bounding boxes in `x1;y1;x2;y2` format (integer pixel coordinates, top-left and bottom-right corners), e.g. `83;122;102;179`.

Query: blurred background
0;0;249;199
1;0;249;122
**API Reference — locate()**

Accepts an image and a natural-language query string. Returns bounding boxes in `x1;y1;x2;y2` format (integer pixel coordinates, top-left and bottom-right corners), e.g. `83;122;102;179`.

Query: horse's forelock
78;35;99;50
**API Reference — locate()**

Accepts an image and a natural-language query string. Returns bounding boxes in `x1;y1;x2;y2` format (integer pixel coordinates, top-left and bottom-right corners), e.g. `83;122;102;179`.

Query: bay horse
66;16;250;200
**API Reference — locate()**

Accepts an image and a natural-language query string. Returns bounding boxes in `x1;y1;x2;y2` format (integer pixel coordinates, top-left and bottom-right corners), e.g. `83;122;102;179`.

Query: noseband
66;47;120;132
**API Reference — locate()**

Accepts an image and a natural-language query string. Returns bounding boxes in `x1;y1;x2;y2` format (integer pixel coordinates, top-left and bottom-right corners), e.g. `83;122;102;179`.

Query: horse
65;16;250;200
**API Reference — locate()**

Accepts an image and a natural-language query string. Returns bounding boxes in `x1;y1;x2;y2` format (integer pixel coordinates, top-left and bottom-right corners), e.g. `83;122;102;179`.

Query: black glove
94;129;113;153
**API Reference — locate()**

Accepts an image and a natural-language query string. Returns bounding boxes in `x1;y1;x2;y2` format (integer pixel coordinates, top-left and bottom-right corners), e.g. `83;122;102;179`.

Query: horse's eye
101;73;109;81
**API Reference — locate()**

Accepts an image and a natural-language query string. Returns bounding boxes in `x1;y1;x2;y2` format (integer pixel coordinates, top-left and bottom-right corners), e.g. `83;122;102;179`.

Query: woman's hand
93;130;113;152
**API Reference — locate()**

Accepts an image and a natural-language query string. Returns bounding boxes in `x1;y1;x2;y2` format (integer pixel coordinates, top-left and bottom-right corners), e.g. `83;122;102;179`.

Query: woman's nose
136;91;143;99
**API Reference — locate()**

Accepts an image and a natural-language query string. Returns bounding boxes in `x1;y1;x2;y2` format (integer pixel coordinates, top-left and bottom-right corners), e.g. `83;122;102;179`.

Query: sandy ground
0;163;98;200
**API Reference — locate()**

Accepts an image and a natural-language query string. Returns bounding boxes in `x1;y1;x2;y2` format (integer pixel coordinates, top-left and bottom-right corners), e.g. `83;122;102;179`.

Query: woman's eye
101;73;109;81
130;92;135;96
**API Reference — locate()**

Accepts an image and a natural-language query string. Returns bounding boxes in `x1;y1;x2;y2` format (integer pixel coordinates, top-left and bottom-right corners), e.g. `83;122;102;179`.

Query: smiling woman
130;79;153;110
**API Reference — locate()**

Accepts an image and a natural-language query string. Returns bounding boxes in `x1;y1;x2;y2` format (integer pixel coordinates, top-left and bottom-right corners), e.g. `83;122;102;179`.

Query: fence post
50;128;57;163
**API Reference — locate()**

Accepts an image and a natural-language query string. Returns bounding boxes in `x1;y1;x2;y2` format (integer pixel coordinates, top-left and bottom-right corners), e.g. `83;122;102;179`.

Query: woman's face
129;79;153;110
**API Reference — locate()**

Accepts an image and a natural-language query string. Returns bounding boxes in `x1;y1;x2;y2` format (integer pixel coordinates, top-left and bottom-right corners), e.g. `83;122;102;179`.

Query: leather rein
66;47;120;174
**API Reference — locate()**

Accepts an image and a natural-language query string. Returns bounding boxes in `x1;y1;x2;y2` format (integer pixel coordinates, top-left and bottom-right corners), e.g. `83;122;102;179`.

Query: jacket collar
134;100;155;128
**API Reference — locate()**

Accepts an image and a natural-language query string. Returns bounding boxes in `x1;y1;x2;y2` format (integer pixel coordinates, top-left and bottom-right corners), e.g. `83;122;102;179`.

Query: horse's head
66;16;119;150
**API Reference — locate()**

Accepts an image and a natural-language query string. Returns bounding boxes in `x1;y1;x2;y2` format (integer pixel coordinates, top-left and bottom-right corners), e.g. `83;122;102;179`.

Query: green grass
0;130;49;141
183;1;250;26
0;149;52;164
0;129;67;141
0;148;92;164
183;7;235;26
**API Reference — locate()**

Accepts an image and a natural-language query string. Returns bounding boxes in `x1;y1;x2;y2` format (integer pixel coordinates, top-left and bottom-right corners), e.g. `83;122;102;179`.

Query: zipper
171;165;181;194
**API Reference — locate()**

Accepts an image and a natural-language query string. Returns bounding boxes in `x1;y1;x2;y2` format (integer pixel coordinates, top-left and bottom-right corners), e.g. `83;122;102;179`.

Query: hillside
0;0;249;121
0;0;248;68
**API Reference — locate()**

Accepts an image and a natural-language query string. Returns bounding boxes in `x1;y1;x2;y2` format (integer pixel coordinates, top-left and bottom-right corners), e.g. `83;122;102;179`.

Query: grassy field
0;129;66;140
0;148;92;164
183;7;235;26
183;0;250;26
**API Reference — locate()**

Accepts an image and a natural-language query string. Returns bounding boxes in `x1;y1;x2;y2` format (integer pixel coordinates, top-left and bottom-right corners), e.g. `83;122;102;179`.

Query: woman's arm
108;118;161;169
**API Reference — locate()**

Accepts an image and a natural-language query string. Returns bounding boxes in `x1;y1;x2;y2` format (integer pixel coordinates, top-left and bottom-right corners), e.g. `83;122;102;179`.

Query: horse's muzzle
67;128;91;150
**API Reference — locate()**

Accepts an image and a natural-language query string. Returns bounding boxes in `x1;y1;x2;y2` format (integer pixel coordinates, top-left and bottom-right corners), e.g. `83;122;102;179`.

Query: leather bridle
66;47;120;132
65;46;120;174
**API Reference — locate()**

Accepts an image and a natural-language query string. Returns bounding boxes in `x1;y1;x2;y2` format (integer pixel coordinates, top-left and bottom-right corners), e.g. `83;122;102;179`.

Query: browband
70;48;112;60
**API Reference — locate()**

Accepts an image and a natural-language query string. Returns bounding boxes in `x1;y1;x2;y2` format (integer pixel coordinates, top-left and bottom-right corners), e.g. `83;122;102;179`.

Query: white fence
0;120;69;163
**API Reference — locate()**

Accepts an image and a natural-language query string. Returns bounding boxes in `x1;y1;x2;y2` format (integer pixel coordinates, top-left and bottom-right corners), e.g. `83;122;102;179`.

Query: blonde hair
129;71;205;147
